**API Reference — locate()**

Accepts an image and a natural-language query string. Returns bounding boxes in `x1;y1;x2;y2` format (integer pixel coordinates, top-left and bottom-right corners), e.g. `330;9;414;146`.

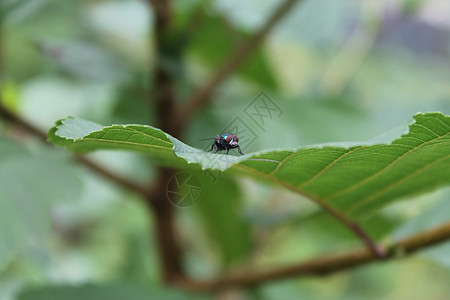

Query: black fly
201;133;244;155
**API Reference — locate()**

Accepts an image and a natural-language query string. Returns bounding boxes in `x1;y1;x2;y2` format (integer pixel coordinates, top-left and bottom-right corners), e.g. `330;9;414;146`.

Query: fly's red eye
227;135;238;143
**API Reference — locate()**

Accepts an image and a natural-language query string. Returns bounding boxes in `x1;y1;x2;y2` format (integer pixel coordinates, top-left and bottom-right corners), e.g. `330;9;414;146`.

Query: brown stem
317;200;386;258
172;0;302;133
149;0;171;30
74;155;149;196
348;222;386;258
0;105;48;140
147;0;185;283
176;222;450;291
146;168;183;283
0;104;149;196
149;0;175;135
237;164;386;258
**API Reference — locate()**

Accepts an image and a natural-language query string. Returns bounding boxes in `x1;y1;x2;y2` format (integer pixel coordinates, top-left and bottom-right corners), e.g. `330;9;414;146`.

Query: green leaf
48;113;450;219
188;13;277;88
195;176;251;264
0;140;81;270
18;284;199;300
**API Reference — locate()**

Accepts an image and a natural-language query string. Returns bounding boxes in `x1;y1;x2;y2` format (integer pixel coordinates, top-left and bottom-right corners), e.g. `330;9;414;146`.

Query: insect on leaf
48;113;450;219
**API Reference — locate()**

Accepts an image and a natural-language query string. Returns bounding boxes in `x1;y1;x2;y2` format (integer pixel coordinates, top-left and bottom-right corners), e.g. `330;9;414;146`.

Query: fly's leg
207;143;214;152
237;146;244;155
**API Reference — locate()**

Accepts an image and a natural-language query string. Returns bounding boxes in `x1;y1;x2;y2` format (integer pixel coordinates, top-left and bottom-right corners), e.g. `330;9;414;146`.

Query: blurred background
1;0;450;299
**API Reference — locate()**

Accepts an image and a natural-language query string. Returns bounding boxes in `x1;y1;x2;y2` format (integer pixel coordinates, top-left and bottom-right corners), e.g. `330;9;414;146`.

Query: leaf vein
267;151;297;176
122;126;173;146
298;147;363;188
345;154;450;215
414;123;440;138
435;117;450;130
323;132;450;201
83;138;173;151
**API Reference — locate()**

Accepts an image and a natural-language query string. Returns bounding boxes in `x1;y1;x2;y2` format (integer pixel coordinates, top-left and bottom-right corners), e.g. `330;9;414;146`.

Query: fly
201;133;244;155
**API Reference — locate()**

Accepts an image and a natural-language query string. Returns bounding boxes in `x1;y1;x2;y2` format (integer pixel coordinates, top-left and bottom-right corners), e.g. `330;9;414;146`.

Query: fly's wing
198;137;217;141
219;137;228;150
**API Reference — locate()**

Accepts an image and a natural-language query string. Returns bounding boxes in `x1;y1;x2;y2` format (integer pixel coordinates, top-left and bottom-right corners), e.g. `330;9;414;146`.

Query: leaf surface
48;113;450;219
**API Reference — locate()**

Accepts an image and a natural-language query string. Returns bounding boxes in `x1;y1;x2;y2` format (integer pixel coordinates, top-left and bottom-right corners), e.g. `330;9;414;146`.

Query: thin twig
0;105;48;140
74;155;149;196
318;2;382;96
0;104;150;196
176;222;450;291
172;0;302;132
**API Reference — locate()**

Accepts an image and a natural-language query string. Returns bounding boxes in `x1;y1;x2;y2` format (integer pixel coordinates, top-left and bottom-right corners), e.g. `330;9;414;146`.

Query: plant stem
176;221;450;291
0;104;150;196
146;168;184;283
149;0;176;135
237;164;386;258
317;200;387;258
147;0;185;283
173;0;302;133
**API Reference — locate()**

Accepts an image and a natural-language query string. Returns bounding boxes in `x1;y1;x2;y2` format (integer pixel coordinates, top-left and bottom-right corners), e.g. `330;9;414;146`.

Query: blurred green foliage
1;0;450;299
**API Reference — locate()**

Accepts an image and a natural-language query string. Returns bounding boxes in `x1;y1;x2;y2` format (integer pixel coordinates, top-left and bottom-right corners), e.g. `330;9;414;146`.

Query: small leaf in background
0;140;81;270
195;176;251;265
35;40;129;83
188;12;277;89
